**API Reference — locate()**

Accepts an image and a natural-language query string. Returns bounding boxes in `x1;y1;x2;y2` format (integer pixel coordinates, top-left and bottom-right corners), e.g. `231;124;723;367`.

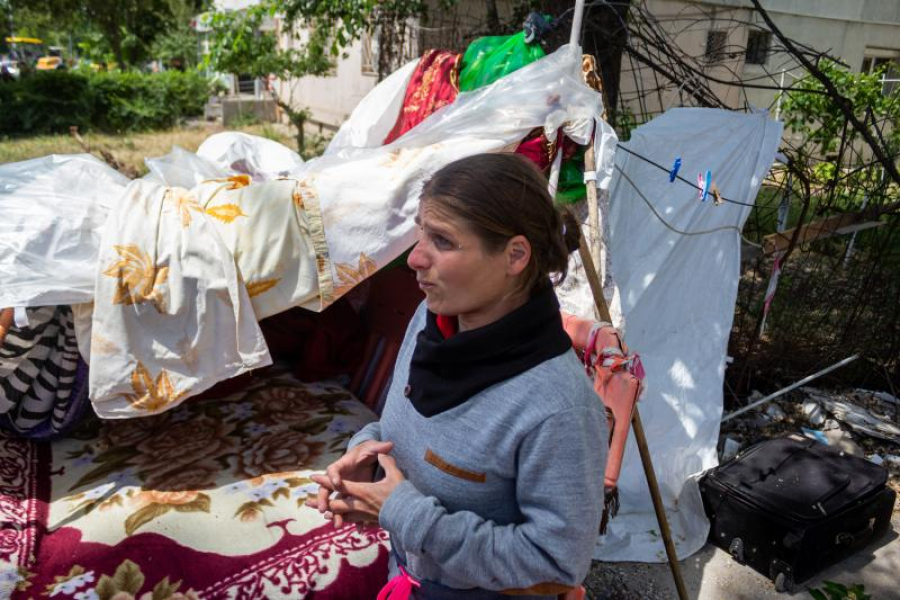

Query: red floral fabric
0;371;389;599
383;50;462;145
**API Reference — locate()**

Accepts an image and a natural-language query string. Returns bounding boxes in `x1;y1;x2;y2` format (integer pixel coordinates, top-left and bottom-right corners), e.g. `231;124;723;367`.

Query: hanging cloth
382;50;462;145
0;305;90;439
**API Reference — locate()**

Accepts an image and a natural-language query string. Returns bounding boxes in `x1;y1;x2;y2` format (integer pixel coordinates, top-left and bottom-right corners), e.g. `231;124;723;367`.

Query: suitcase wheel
774;571;794;593
770;561;794;594
728;538;744;563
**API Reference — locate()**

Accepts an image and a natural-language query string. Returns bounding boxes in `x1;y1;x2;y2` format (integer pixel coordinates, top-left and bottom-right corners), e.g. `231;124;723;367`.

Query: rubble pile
719;387;900;499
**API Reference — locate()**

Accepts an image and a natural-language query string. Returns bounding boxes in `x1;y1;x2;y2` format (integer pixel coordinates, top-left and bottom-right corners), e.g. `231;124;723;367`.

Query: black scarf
406;283;572;417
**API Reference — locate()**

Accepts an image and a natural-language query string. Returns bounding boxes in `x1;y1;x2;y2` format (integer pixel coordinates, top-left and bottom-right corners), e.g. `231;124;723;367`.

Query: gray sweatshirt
349;302;608;598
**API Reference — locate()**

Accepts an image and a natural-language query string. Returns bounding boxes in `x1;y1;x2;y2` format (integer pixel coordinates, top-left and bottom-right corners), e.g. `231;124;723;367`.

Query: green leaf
124;503;172;536
70;457;134;491
112;559;145;595
152;576;181;600
96;574;119;600
807;589;828;600
172;493;211;513
823;581;848;596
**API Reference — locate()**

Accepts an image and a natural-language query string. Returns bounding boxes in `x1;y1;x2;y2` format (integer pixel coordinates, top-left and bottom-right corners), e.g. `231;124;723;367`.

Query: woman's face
407;201;530;331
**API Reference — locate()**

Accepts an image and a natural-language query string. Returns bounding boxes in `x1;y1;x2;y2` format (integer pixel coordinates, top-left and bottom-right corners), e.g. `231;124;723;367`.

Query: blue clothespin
701;170;712;202
669;157;681;182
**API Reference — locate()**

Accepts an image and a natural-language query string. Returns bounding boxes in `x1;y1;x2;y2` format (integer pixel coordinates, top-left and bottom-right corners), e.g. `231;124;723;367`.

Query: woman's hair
420;152;581;293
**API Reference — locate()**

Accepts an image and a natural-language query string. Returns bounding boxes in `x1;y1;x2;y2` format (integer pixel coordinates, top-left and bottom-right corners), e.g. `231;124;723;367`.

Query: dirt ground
0;121;301;173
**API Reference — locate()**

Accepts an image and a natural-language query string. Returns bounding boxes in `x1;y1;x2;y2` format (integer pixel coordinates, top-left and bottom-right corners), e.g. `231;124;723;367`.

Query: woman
309;153;608;599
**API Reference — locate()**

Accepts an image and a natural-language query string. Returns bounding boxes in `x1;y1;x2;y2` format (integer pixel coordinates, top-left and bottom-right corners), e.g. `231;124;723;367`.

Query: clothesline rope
615;165;764;249
615;144;758;207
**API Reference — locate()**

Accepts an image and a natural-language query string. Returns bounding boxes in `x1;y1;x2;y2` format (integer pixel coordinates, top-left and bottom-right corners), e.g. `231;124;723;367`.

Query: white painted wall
275;34;380;132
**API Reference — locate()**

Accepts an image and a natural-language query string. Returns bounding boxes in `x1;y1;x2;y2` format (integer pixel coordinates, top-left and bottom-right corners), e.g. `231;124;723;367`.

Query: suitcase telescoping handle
835;518;876;548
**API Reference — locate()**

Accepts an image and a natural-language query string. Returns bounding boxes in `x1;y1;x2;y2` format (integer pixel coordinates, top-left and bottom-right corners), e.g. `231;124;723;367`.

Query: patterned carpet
0;371;389;599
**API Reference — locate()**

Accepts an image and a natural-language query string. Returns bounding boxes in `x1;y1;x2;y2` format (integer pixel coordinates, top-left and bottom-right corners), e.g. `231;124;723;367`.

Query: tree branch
749;0;900;186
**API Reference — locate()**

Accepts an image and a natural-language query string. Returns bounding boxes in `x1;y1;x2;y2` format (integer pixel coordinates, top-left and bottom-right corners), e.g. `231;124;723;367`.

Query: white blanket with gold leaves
86;175;330;418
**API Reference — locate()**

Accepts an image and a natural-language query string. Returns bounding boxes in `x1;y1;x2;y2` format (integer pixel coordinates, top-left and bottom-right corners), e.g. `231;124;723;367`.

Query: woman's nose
407;240;429;271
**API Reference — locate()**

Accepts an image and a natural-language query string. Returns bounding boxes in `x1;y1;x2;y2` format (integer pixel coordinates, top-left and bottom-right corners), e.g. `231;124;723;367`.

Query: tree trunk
294;114;305;154
485;0;500;33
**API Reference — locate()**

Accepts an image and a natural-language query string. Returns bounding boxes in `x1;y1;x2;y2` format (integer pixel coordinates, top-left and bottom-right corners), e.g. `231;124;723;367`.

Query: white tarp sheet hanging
590;108;782;561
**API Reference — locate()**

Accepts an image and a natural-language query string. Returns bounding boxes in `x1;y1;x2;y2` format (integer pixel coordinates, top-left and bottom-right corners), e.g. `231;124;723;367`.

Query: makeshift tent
0;44;613;421
0;20;784;594
0;42;622;597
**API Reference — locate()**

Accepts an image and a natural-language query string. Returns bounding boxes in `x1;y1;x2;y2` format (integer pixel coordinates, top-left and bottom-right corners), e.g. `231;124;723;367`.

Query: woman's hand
324;453;406;524
306;440;393;526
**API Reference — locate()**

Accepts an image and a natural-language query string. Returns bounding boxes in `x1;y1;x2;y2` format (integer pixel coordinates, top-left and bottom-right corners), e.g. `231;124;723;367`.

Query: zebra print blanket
0;306;89;439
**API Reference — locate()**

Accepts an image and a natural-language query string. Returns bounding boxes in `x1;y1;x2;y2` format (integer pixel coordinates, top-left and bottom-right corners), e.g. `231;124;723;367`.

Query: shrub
0;71;94;135
0;70;214;137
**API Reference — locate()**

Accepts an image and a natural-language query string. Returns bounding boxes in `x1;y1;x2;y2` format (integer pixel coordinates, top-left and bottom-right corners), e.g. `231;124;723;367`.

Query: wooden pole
578;233;689;600
575;46;688;599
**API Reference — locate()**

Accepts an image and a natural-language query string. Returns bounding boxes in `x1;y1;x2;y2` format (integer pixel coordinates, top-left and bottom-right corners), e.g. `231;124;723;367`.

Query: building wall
273;0;508;131
267;0;900;132
620;0;900;121
275;35;380;132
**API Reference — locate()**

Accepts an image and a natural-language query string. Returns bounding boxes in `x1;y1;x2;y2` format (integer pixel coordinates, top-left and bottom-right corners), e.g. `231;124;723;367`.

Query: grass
0;122;302;176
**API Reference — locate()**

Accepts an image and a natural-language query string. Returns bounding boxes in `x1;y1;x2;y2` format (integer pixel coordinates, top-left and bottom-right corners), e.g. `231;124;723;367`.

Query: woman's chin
424;295;450;315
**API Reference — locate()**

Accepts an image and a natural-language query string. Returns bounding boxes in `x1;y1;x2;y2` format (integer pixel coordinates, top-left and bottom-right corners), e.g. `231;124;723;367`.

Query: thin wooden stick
576;52;688;599
578;206;689;600
577;234;612;324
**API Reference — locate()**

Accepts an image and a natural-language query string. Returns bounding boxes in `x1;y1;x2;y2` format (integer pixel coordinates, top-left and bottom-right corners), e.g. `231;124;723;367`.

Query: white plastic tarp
0;154;130;308
0;44;618;420
590;108;782;561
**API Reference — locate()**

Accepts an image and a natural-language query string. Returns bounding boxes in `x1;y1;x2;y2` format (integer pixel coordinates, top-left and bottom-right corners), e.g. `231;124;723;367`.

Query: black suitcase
699;434;896;592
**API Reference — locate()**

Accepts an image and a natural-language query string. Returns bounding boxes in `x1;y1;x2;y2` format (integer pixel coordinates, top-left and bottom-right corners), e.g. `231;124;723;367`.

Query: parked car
1;36;46;78
36;46;66;70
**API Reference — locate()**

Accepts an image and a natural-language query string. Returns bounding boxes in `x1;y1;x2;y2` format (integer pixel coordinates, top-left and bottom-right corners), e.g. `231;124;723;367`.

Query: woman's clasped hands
305;440;405;530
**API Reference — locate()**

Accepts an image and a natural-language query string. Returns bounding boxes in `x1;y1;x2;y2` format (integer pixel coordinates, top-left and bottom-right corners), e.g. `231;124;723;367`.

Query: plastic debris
764;404;786;422
801;400;826;426
813;397;900;443
801;428;829;445
823;428;864;457
721;437;741;462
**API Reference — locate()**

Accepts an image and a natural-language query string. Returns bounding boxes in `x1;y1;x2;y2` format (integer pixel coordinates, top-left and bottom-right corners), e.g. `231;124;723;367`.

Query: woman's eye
432;235;455;250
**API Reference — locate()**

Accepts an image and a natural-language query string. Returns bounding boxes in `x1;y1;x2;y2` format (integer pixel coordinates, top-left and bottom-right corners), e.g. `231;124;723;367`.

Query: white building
215;0;900;132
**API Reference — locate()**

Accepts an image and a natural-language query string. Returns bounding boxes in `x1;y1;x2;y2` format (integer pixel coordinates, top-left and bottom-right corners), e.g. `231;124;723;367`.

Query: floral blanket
0;372;389;599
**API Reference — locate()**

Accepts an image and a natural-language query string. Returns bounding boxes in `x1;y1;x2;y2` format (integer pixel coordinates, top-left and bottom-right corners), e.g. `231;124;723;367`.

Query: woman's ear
506;235;531;276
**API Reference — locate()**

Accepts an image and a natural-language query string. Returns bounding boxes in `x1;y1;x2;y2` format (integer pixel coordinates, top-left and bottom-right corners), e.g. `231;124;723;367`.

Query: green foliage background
0;70;214;135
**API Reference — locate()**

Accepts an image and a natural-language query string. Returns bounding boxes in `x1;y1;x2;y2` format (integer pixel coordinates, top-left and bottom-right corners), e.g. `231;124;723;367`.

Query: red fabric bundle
383;50;462;145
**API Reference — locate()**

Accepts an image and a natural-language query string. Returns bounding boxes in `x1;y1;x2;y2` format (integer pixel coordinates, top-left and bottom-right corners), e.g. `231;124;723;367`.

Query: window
361;22;419;78
745;30;771;65
361;29;379;77
861;50;900;96
705;30;727;64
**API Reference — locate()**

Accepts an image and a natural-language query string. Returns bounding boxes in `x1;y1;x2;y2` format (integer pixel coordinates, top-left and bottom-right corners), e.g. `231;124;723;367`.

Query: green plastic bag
555;156;588;205
459;31;546;92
